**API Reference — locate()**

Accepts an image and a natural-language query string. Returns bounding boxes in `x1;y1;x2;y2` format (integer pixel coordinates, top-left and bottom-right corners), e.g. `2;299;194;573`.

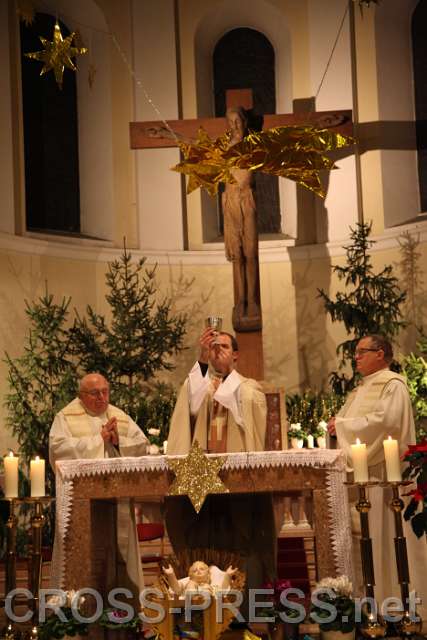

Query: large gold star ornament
25;22;87;89
167;441;229;513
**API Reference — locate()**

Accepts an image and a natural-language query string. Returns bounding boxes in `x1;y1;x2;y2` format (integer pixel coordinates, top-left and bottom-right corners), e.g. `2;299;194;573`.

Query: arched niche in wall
375;0;423;226
20;13;80;234
193;0;297;243
412;0;427;213
19;0;114;241
213;27;281;237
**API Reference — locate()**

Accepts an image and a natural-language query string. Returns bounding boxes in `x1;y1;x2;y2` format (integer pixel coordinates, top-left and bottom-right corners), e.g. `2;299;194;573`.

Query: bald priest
49;373;148;599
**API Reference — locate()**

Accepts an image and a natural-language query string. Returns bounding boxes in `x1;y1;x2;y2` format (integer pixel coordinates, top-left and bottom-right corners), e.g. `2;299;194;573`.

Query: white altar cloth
52;449;352;588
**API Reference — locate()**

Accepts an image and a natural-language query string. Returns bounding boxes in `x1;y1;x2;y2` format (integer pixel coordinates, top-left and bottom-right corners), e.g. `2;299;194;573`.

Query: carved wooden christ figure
129;97;352;334
222;107;261;331
137;106;264;331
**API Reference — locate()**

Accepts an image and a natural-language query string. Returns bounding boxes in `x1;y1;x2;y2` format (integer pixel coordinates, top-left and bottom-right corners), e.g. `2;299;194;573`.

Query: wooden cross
130;89;352;149
129;91;352;379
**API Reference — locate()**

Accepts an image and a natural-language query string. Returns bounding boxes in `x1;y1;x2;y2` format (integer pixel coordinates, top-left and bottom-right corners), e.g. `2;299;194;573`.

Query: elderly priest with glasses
49;372;148;599
328;335;426;621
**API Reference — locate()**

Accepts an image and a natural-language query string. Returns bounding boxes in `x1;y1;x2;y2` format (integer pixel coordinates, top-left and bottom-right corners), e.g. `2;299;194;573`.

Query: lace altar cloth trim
56;449;345;479
51;450;352;588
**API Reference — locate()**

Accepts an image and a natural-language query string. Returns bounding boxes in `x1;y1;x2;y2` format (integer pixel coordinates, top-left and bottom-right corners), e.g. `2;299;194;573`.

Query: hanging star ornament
25;21;88;89
167;440;229;513
17;0;35;26
173;124;354;198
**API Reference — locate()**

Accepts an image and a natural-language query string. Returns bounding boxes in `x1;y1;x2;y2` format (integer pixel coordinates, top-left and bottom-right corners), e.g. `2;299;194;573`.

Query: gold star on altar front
167;440;229;513
25;21;88;89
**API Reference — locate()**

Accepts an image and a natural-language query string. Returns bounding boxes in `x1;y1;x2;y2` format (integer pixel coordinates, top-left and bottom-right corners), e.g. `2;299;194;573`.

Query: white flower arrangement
316;575;353;598
317;420;328;434
148;443;160;455
311;575;355;632
287;422;306;439
47;589;86;608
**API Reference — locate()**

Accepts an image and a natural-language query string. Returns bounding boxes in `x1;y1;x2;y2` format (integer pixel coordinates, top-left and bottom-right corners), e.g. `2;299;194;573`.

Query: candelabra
1;497;53;639
354;483;387;639
386;482;423;638
5;500;18;597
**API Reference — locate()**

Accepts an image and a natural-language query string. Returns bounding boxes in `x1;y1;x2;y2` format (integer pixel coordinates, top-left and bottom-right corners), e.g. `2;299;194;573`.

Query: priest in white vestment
328;335;426;621
166;329;276;620
49;372;148;600
167;328;266;455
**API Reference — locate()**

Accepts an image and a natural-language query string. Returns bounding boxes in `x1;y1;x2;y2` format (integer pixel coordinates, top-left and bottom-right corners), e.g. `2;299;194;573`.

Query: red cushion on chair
137;522;165;542
141;554;163;563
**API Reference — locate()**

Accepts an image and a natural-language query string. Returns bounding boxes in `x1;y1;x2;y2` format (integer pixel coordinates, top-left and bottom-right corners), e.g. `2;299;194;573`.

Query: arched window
20;13;80;233
213;27;281;234
412;0;427;212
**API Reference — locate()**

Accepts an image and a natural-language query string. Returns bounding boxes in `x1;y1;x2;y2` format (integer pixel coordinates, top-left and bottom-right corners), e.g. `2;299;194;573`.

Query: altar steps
276;536;314;596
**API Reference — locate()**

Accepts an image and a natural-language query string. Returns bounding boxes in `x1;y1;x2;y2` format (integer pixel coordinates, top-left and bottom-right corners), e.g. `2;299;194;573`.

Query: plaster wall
132;0;184;252
1;225;426;450
354;0;422;234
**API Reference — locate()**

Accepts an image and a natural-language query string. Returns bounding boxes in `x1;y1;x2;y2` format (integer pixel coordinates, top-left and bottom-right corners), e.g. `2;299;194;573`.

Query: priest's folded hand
101;417;119;445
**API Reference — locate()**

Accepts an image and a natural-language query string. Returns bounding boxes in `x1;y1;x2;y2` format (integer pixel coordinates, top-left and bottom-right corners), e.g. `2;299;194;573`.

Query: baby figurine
163;561;238;596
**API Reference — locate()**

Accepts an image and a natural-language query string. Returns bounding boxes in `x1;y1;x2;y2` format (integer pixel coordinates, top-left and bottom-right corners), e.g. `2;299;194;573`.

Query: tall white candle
317;435;327;449
307;434;314;449
4;452;19;498
383;436;402;482
30;456;45;497
163;440;168;454
351;439;369;483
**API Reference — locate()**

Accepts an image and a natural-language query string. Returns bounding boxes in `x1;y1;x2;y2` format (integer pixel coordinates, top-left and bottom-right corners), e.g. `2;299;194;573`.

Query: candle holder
28;499;45;614
383;482;423;638
0;621;19;640
346;482;386;639
4;499;18;601
0;496;53;624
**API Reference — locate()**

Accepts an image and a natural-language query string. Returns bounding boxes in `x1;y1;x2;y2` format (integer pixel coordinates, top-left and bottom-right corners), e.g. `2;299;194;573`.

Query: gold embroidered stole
340;370;407;418
62;398;129;438
207;376;228;453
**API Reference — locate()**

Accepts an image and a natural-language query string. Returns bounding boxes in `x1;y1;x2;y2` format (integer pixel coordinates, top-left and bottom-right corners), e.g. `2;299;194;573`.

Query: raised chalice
205;316;223;344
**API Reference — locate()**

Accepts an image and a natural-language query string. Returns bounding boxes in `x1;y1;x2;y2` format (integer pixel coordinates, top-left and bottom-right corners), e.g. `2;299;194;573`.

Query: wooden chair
261;384;288;450
137;522;166;578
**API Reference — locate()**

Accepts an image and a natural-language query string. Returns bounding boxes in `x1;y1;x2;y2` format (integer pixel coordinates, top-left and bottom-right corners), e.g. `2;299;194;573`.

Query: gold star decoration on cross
167;440;229;513
25;21;87;89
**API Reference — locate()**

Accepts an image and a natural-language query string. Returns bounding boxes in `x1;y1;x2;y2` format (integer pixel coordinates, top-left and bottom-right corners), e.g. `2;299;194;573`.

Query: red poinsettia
402;440;427;538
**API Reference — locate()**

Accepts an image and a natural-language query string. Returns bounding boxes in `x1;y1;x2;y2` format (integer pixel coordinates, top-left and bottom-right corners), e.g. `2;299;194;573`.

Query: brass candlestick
351;483;386;638
387;482;423;637
1;496;53;631
5;499;18;599
1;500;18;639
27;499;45;614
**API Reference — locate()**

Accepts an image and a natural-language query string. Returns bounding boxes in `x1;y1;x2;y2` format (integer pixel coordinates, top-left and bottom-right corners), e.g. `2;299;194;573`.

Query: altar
51;449;352;593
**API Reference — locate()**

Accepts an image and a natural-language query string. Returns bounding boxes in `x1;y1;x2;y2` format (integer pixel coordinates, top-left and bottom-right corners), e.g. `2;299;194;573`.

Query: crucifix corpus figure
223;106;261;329
130;95;353;335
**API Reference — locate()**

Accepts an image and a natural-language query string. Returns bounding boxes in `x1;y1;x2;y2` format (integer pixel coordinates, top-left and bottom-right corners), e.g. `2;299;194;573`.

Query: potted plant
99;608;143;639
310;576;355;640
315;421;328;448
37;591;89;640
287;423;306;449
257;580;302;640
402;439;427;538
